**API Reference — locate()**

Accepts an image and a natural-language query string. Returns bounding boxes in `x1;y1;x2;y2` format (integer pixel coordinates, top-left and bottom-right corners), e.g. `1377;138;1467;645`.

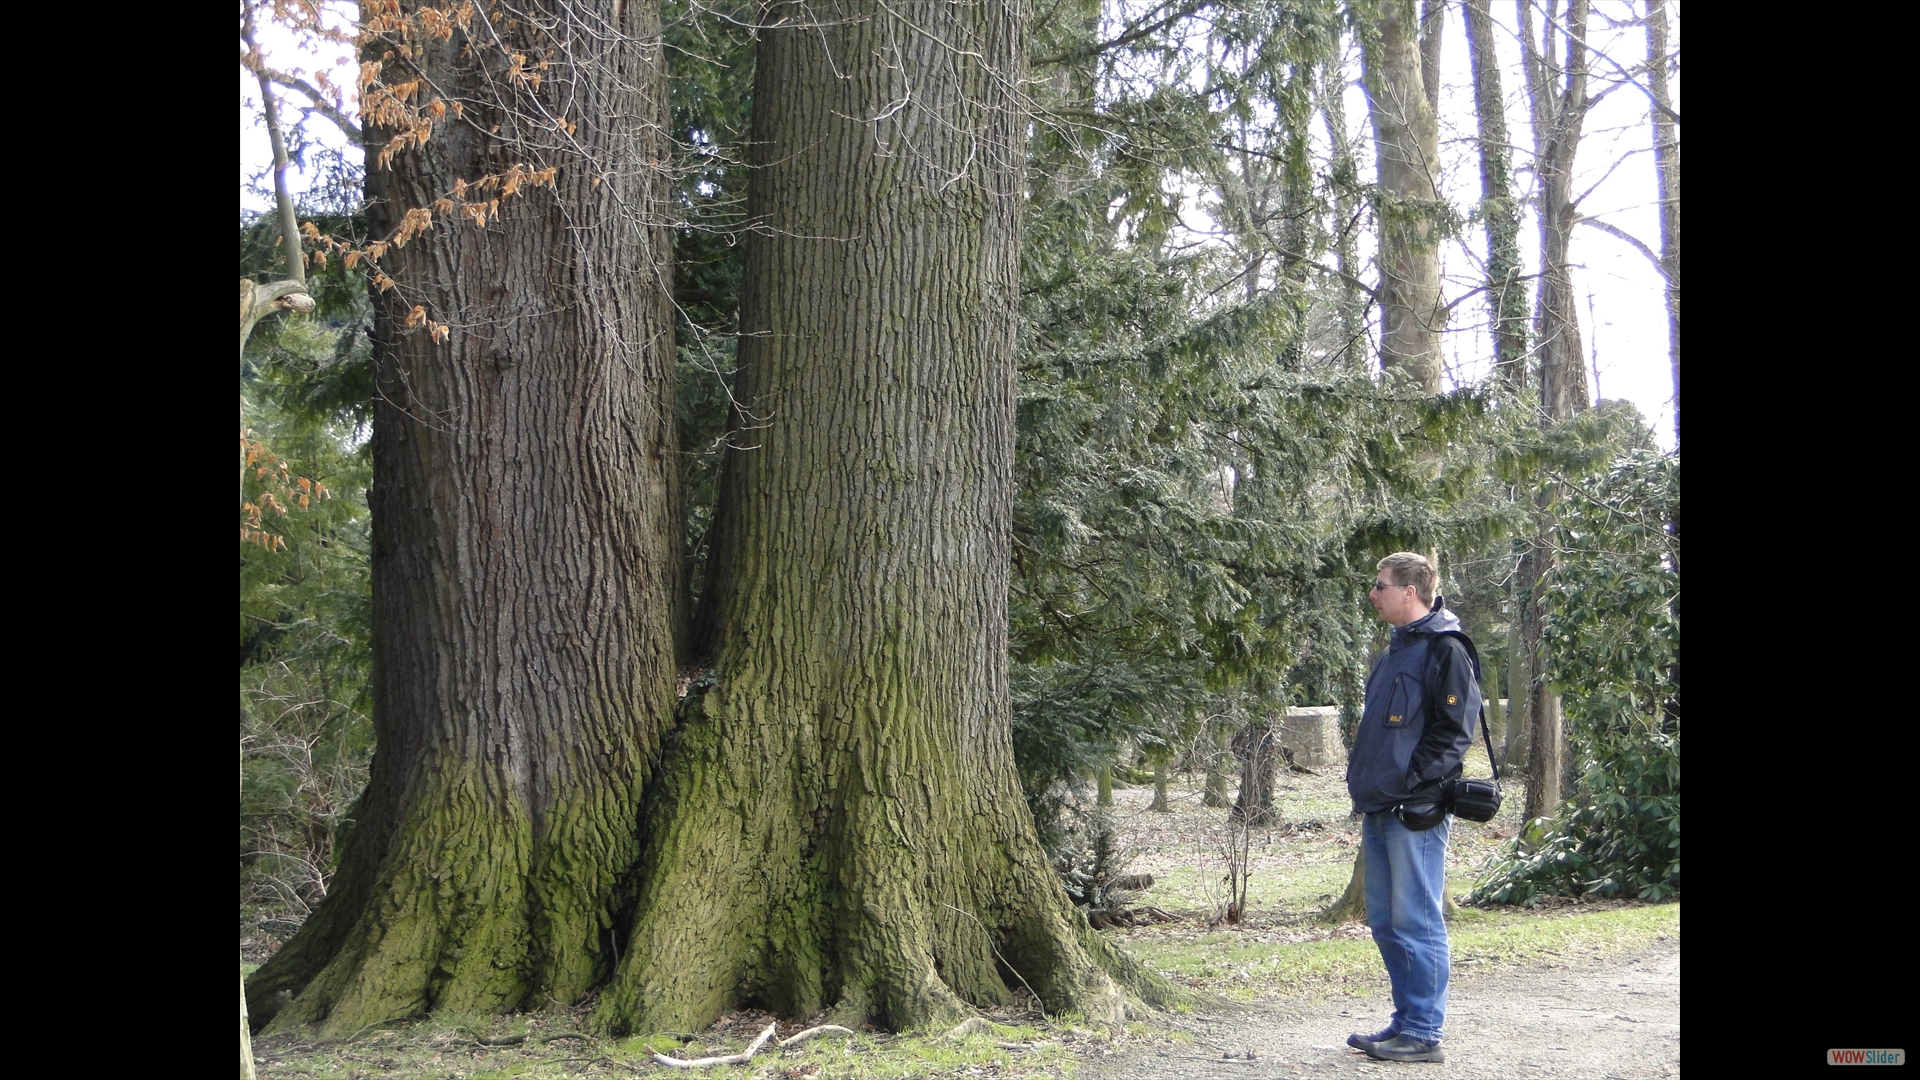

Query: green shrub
1472;450;1678;905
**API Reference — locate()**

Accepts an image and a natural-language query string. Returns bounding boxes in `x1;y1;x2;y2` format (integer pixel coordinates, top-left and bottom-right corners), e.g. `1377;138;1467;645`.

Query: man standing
1345;552;1482;1064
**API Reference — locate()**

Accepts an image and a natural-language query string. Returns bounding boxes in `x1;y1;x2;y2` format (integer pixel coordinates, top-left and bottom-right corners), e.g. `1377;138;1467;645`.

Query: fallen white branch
778;1024;859;1048
650;1022;777;1069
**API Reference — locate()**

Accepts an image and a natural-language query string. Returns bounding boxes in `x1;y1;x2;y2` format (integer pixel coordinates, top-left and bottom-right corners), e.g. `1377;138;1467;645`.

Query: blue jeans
1362;810;1451;1044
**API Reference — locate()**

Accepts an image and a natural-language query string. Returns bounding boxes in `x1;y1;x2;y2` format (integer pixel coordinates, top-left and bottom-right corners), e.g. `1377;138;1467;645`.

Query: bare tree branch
1576;215;1667;281
1539;4;1680;125
246;61;365;146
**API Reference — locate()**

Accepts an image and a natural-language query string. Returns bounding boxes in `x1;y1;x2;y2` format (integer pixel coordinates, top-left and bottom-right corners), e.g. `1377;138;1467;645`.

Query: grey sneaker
1364;1033;1445;1063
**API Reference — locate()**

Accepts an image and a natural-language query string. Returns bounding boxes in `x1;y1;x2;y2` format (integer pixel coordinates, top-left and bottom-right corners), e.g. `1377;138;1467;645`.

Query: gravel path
1081;940;1679;1079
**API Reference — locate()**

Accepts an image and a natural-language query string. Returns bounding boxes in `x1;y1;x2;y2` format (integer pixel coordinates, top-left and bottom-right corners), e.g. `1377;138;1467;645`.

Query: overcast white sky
242;1;1675;449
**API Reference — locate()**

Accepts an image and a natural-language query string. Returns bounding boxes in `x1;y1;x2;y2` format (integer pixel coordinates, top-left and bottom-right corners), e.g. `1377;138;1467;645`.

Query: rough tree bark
248;0;683;1035
1356;0;1445;391
589;0;1171;1036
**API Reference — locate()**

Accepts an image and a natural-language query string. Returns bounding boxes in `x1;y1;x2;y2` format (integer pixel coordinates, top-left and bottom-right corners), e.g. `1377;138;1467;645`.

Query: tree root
650;1022;777;1068
1086;905;1177;930
778;1024;858;1048
945;1017;1011;1039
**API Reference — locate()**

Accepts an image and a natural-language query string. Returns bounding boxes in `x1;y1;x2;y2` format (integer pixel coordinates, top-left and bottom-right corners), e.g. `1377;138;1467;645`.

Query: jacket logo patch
1447;694;1458;705
1388;715;1401;723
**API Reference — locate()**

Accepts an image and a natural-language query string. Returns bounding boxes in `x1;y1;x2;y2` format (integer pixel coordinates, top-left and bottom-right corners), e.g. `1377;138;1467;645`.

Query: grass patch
1111;901;1678;1004
1449;899;1679;967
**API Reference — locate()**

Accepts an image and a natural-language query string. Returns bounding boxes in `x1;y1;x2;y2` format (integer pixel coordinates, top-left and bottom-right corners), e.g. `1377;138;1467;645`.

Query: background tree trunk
1647;0;1679;731
1321;60;1369;372
1357;0;1445;391
1645;0;1679;444
239;18;312;1051
1229;719;1278;826
1418;0;1445;116
1516;0;1591;822
248;0;683;1035
1503;578;1531;769
1464;0;1528;392
1319;848;1367;923
1485;681;1505;757
1202;715;1234;808
1274;57;1316;372
591;0;1167;1036
1521;0;1591;421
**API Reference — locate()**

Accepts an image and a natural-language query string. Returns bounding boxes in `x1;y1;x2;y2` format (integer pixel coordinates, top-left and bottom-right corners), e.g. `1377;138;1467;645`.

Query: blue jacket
1346;601;1483;815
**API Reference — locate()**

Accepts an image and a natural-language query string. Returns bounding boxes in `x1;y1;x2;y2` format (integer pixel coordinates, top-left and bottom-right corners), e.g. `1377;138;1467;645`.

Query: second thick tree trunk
592;0;1163;1036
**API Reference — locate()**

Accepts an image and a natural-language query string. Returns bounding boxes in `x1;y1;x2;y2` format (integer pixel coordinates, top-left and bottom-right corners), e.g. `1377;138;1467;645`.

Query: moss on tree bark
590;0;1175;1035
246;0;682;1036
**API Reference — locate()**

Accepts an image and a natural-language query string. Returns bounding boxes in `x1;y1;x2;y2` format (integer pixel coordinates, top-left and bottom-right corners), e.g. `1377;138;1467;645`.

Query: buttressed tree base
591;0;1173;1035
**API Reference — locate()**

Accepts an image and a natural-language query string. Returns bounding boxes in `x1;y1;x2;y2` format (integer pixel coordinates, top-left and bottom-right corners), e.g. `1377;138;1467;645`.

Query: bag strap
1433;629;1499;782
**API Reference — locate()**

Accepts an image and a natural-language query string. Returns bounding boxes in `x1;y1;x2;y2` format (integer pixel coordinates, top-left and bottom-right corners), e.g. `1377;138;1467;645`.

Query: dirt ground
1073;762;1680;1079
1080;940;1679;1078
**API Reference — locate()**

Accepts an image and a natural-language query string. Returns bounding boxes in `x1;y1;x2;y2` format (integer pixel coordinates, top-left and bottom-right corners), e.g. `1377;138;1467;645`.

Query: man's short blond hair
1377;552;1438;606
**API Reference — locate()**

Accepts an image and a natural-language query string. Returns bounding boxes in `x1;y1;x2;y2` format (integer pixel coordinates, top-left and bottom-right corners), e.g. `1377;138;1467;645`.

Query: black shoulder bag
1434;630;1503;823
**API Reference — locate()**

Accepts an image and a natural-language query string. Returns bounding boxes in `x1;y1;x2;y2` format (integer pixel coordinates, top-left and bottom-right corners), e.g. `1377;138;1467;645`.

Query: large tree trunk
248;0;683;1036
1356;0;1445;392
590;0;1166;1036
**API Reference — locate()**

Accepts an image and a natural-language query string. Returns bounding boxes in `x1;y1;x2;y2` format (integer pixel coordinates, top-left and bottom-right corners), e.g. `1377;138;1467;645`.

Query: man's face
1369;573;1419;627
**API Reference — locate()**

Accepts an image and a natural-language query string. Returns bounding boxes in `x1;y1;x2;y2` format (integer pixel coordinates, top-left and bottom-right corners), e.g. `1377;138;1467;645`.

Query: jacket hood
1394;601;1462;640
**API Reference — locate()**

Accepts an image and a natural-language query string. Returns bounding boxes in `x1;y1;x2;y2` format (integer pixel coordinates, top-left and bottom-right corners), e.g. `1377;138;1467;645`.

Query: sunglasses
1369;580;1408;592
